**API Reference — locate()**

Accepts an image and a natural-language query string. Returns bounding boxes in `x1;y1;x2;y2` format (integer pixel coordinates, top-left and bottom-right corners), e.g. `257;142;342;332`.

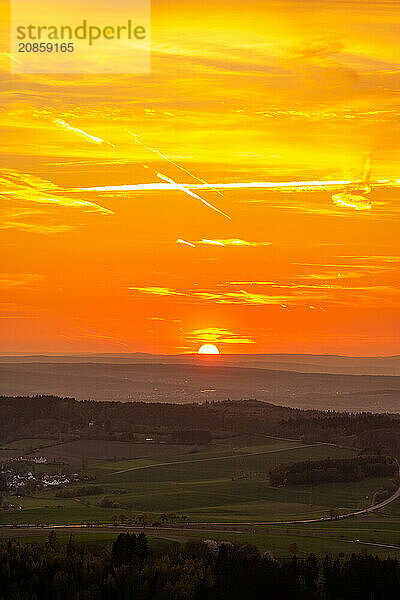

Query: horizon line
0;351;399;359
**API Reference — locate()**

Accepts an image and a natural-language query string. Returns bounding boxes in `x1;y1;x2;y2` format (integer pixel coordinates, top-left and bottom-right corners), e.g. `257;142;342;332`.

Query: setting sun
1;0;399;358
198;344;220;355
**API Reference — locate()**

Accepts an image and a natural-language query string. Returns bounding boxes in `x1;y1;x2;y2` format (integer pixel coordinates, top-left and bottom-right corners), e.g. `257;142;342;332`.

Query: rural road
0;525;192;544
110;447;400;526
198;459;400;526
1;457;399;550
1;449;399;534
0;524;400;554
1;460;398;532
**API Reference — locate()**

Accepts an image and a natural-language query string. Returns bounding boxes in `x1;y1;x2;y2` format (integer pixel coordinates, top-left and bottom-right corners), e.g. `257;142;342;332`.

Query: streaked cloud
200;239;225;246
0;208;74;234
0;302;42;319
1;170;112;214
129;279;400;309
128;286;182;297
223;281;275;286
128;284;323;307
176;238;196;247
332;193;372;210
146;316;182;322
0;273;44;289
193;290;293;305
187;327;254;345
342;256;400;264
296;258;400;279
176;238;271;247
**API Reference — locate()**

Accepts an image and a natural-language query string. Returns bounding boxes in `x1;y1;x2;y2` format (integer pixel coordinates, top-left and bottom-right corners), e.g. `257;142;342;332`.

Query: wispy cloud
176;238;196;247
0;302;43;319
176;238;271;247
342;256;400;264
128;284;322;306
128;278;400;309
286;38;359;86
187;327;254;345
0;273;44;289
146;316;181;322
332;193;372;210
0;208;74;234
128;286;181;297
296;257;400;279
224;281;275;286
193;290;293;305
1;170;112;215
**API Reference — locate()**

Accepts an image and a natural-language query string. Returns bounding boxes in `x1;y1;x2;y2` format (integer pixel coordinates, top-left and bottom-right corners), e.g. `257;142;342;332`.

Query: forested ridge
0;395;399;455
0;533;399;600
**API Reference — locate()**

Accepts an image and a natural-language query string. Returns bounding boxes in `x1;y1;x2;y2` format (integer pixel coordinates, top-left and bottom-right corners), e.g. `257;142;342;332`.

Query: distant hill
0;361;400;412
1;353;400;375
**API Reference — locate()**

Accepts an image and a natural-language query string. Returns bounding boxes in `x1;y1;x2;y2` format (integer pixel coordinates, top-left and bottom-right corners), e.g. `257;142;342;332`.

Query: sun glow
198;344;220;355
2;0;399;356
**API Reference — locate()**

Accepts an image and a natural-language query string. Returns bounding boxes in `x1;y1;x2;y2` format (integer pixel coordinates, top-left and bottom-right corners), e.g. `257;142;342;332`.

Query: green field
184;516;400;559
1;434;398;556
1;438;56;451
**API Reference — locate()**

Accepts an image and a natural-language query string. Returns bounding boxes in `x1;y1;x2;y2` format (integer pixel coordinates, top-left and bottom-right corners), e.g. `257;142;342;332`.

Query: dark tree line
1;396;400;456
0;535;399;599
56;485;105;498
270;456;397;486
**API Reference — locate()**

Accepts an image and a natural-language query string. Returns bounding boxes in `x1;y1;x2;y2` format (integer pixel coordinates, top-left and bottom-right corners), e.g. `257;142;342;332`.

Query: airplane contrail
78;178;399;193
156;173;231;219
131;134;224;196
54;119;114;147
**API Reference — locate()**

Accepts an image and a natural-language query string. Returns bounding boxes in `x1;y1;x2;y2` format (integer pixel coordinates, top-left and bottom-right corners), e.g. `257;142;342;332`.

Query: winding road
111;447;400;526
1;450;399;539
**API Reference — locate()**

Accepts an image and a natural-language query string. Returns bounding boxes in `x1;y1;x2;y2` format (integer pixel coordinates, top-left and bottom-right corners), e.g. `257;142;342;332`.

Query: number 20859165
18;42;75;53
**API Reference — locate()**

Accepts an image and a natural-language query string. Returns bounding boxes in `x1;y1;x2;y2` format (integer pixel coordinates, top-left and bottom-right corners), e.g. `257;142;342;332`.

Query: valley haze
1;353;400;412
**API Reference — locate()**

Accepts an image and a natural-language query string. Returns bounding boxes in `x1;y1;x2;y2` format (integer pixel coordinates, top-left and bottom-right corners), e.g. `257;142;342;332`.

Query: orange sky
0;0;399;355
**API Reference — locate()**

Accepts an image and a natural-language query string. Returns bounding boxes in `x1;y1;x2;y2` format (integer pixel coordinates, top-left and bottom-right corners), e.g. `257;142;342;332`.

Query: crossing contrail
156;173;231;219
132;134;224;196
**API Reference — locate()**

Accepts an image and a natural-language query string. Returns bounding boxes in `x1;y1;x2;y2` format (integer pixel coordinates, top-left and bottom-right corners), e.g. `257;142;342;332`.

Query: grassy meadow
1;433;399;557
0;434;391;524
